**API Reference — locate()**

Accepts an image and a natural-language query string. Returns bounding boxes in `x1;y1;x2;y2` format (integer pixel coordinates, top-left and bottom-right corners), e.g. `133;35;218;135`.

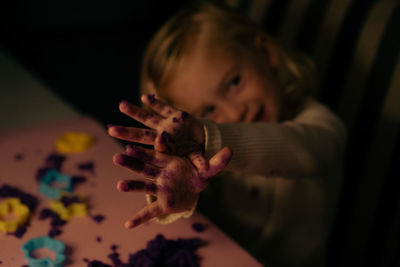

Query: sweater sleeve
201;99;346;178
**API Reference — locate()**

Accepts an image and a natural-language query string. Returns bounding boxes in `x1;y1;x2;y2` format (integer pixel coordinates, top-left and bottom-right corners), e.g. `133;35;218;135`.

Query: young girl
108;2;346;266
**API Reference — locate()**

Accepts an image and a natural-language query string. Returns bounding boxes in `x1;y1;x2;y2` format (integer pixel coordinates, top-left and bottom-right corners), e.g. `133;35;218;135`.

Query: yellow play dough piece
0;198;30;233
56;132;94;153
50;198;87;220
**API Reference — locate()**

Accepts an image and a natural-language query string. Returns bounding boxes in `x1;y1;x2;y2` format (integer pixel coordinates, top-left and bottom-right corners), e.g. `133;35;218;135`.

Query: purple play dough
38;208;66;237
86;234;204;267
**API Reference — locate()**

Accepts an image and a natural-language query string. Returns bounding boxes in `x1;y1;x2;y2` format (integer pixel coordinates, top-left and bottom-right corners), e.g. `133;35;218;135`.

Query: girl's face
164;43;283;123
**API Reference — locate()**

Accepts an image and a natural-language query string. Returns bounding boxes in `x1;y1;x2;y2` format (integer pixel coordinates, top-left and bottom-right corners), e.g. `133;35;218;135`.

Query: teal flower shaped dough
21;236;66;267
39;170;73;199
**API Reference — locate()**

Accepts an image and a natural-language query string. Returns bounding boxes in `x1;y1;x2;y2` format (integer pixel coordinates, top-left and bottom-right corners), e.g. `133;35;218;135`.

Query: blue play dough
39;170;73;199
21;236;66;267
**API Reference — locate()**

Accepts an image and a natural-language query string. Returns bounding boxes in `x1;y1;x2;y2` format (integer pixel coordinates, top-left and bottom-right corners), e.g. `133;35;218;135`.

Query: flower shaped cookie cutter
21;236;66;267
39;170;73;199
50;196;87;220
56;132;94;153
0;198;30;233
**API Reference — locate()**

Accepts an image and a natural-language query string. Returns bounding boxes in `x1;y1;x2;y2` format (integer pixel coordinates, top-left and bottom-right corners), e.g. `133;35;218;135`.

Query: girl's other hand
108;95;207;171
113;145;232;229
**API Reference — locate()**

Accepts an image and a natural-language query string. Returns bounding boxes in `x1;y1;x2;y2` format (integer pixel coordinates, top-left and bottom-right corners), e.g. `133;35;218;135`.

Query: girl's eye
227;75;241;91
201;106;215;117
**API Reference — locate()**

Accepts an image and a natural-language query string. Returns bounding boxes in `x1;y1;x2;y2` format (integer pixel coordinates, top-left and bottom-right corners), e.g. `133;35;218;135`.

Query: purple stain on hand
116;154;145;171
172;117;179;123
143;166;161;177
147;94;156;104
167;198;175;208
161;131;174;145
181;111;189;119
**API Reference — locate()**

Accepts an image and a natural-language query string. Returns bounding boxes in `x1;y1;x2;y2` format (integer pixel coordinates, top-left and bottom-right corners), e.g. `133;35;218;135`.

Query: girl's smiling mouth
253;105;270;122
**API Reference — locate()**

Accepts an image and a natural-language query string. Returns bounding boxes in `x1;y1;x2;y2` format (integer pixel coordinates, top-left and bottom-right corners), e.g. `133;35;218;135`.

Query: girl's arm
202;98;346;178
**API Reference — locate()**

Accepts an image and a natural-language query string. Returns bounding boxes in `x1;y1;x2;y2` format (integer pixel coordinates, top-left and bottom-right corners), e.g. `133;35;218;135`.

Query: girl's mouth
254;106;269;122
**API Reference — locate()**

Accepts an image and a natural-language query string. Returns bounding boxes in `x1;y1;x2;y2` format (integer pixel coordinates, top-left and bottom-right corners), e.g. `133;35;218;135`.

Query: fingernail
125;221;134;229
119;100;129;109
118;181;129;191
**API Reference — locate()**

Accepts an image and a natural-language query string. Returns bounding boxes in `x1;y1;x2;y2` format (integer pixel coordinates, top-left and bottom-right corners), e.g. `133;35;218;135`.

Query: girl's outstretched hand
108;95;207;170
113;144;232;229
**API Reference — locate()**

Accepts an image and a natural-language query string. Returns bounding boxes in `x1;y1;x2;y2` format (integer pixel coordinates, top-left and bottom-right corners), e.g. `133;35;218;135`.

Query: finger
189;152;209;172
125;144;169;167
153;132;170;153
141;94;179;118
204;146;233;178
113;153;161;178
125;201;163;229
119;100;162;129
117;179;158;196
108;126;157;145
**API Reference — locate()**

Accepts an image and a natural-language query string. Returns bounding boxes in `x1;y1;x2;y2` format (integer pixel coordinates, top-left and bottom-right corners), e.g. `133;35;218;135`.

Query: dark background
0;0;187;127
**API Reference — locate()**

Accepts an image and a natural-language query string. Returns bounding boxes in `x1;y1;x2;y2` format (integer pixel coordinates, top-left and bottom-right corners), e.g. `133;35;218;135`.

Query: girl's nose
220;100;246;122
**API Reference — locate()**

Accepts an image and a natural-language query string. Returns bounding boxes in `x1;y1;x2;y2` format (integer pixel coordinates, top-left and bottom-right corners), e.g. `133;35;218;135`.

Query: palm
113;144;232;229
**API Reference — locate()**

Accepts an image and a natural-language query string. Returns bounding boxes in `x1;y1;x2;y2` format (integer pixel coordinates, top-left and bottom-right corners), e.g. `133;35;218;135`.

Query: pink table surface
0;116;262;267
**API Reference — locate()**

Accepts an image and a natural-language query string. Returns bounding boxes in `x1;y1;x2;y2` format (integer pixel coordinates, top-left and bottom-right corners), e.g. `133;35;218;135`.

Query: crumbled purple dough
87;234;204;267
92;214;106;224
128;234;203;267
39;208;66;237
14;153;24;161
108;252;124;266
86;260;112;267
0;185;39;212
61;195;81;207
96;236;102;243
35;167;54;182
45;153;66;170
192;222;206;233
77;161;95;175
72;175;87;187
35;153;67;182
49;228;63;238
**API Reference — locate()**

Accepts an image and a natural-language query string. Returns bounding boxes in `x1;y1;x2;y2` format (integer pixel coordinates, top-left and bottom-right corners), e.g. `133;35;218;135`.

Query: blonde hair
140;1;316;117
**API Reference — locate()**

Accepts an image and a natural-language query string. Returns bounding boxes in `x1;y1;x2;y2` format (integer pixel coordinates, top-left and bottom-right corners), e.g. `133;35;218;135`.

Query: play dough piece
21;236;66;267
56;132;94;153
0;198;30;233
50;196;87;220
39;170;73;199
